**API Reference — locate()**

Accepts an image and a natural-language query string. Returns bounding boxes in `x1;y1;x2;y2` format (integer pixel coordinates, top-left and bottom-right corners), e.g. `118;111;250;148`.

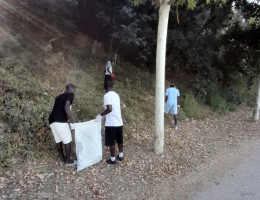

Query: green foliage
75;0;157;64
182;92;202;118
133;0;224;8
209;93;227;113
192;69;223;102
0;56;55;170
5;0;259;100
187;0;197;10
223;87;243;104
167;0;259;108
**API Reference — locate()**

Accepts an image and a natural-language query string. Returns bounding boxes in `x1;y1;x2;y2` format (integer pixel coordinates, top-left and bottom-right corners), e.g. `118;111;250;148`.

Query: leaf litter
0;107;260;199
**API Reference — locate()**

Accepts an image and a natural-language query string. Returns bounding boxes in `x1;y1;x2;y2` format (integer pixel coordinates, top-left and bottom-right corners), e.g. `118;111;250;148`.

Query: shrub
227;103;237;112
209;93;227;113
0;56;56;170
182;92;202;119
192;69;222;103
223;87;243;105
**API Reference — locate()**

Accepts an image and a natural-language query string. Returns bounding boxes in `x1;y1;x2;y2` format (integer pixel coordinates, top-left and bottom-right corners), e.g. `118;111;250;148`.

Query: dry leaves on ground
1;107;260;200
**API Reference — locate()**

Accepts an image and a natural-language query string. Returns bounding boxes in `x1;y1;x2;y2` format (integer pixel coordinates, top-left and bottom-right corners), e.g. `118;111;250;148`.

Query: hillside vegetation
0;40;158;170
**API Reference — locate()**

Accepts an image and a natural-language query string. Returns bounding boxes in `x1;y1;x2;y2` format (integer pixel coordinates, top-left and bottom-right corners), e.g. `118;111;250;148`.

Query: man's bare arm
64;100;74;123
101;105;112;116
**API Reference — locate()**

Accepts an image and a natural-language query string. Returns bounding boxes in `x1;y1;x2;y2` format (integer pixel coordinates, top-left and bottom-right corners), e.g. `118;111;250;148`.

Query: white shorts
50;122;72;144
165;103;178;115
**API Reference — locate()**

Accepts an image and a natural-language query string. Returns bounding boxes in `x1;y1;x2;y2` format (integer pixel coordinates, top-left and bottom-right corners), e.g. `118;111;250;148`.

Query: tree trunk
253;79;260;121
154;1;170;155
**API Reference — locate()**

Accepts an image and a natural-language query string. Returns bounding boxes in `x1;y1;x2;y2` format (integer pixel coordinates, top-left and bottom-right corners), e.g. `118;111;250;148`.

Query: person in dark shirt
49;83;77;166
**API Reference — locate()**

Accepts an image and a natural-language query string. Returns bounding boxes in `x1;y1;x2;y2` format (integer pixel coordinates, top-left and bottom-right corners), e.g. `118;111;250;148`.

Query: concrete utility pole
154;0;170;155
253;78;260;121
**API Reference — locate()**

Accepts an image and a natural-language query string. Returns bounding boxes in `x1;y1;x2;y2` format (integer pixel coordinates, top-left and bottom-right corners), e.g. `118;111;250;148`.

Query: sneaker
117;155;124;161
106;159;116;164
65;160;77;166
174;125;178;130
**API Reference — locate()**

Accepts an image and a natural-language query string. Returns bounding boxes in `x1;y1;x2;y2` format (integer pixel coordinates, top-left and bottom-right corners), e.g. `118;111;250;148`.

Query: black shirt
49;92;74;124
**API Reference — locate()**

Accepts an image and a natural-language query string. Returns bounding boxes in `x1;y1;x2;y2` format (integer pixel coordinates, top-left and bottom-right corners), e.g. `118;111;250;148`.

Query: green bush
227;103;237;112
182;92;202;119
0;59;54;170
224;88;242;105
192;69;222;103
209;93;227;113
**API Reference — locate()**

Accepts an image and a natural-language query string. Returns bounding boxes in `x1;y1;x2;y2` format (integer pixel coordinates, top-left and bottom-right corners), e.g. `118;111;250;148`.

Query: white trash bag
74;120;102;171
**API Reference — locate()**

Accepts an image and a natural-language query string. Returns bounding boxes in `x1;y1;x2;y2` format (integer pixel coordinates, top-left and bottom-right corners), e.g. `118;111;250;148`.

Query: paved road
190;144;260;200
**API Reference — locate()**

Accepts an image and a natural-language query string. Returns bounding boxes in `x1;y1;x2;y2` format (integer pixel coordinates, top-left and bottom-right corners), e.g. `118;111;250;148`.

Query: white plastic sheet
74;120;102;171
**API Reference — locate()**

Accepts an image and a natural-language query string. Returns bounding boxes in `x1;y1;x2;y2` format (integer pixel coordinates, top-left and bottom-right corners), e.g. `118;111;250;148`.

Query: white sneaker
174;125;178;130
66;160;77;166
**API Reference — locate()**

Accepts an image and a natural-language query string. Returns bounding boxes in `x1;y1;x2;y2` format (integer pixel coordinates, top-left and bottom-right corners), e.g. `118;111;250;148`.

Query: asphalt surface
190;144;260;200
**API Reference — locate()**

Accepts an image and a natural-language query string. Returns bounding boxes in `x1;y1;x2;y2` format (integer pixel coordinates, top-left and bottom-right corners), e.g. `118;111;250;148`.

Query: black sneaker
117;155;124;161
106;159;116;164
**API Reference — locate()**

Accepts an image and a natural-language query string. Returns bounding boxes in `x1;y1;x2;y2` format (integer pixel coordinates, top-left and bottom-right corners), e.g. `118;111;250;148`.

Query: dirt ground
0;107;260;200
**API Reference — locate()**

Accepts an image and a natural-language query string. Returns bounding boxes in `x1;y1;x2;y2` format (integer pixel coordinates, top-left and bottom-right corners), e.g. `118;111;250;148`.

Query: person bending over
96;79;123;164
48;83;77;166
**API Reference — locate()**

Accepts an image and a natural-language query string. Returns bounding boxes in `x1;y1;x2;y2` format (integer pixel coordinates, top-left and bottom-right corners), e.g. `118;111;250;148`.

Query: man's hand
95;114;102;122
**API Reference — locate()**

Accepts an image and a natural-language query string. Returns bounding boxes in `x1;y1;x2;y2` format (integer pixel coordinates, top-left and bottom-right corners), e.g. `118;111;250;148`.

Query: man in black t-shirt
49;83;76;166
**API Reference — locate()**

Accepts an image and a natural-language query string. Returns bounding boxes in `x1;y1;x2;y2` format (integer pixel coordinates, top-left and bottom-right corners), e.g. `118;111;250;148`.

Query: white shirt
105;65;112;75
103;91;123;127
165;87;180;105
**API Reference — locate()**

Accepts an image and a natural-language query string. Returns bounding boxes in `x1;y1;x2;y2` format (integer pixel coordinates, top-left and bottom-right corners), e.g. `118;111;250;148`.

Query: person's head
104;78;113;92
66;83;76;93
106;61;112;68
170;84;175;88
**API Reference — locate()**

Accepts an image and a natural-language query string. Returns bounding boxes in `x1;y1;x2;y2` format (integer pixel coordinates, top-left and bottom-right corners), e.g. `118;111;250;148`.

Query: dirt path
0;107;260;200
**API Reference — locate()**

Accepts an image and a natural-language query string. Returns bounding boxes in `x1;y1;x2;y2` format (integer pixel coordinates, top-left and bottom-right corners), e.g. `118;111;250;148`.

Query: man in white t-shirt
165;84;180;130
96;79;123;164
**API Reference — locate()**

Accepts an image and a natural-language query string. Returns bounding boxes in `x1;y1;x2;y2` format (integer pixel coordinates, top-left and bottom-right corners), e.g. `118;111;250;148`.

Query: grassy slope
0;1;159;169
0;37;158;168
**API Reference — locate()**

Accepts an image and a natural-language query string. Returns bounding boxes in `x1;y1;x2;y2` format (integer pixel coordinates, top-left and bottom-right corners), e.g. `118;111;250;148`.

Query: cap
106;61;112;67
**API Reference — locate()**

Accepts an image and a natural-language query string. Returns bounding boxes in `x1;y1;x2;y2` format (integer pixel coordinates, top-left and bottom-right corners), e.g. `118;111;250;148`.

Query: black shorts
105;126;123;146
104;75;113;89
104;75;112;80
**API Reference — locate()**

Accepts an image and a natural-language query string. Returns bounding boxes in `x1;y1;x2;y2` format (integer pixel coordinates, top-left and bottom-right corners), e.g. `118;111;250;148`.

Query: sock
119;152;123;158
111;157;115;161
